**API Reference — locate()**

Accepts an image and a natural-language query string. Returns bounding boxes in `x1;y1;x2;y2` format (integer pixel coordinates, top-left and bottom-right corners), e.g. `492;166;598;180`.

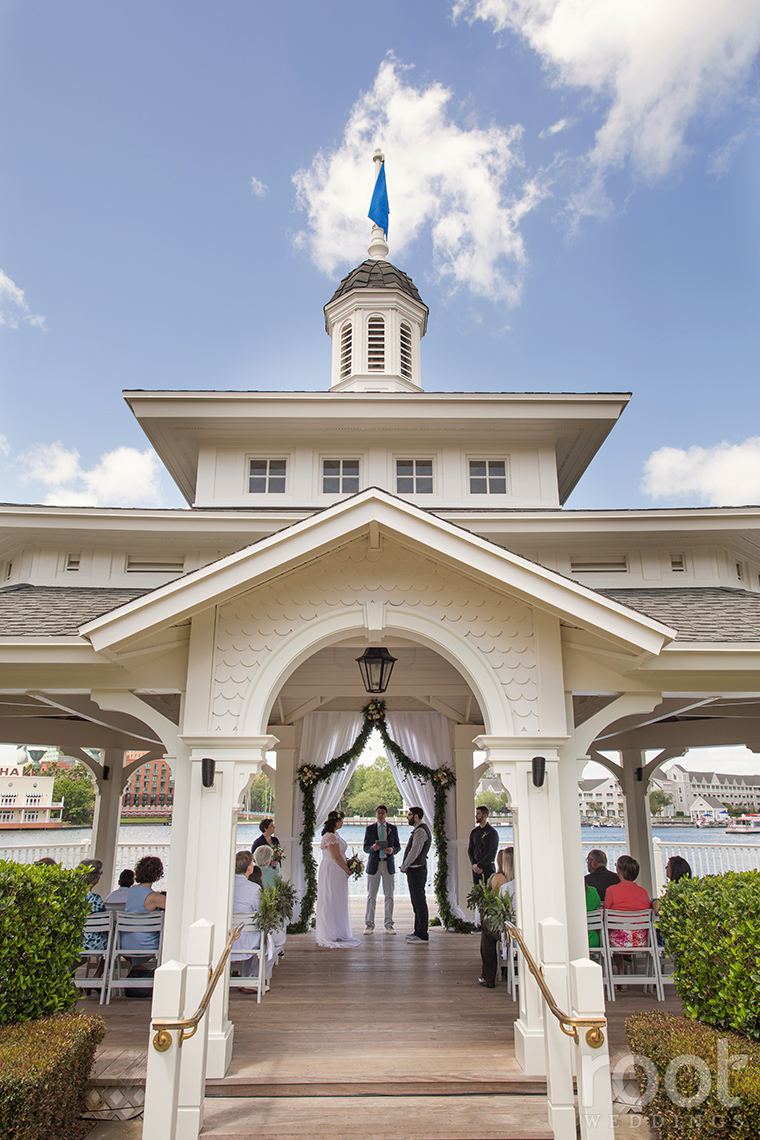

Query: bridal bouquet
346;854;365;880
270;842;285;866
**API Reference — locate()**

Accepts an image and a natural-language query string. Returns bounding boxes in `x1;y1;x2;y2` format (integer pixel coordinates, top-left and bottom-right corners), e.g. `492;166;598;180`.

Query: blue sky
1;0;759;510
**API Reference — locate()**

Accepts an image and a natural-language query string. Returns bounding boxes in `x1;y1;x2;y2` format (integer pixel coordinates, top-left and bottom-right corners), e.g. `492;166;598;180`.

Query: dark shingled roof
1;583;759;644
599;588;760;642
326;259;428;310
0;584;151;637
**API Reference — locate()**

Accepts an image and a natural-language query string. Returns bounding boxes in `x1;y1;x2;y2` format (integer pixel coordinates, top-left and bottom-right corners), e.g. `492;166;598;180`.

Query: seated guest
253;843;280;889
604;854;651;948
122;856;165;959
252;845;287;955
106;868;135;905
231;851;276;993
585;884;602;947
652;855;692;914
478;846;515;989
585;849;619;901
78;858;107;952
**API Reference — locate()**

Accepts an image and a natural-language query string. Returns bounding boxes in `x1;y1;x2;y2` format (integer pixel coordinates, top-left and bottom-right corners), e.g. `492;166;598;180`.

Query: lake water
3;821;758;849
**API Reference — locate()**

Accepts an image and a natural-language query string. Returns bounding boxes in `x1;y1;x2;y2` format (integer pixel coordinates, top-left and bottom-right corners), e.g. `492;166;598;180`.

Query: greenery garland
288;698;477;934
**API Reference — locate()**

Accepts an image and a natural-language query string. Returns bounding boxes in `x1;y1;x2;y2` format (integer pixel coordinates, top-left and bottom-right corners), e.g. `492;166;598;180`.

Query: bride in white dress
315;813;361;948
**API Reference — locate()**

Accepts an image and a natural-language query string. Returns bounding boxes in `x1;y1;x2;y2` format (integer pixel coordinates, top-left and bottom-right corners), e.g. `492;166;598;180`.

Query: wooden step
198;1094;554;1139
205;1075;548;1098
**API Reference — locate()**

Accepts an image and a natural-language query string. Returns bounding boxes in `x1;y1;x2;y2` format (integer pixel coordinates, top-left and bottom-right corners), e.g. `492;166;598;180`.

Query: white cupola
324;160;428;393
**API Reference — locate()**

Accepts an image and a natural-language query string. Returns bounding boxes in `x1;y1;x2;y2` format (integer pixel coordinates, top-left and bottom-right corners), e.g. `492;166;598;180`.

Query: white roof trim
80;488;675;656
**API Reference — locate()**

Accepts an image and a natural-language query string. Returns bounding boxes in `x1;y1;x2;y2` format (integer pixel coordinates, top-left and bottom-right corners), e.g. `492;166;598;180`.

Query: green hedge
0;1012;105;1140
0;861;90;1025
658;870;760;1039
626;1011;760;1140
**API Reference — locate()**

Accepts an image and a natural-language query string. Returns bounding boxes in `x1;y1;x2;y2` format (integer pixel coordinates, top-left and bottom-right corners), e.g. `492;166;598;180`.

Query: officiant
362;804;401;935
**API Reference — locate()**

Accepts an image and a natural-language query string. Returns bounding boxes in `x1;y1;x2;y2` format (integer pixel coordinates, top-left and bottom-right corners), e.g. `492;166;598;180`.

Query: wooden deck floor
86;898;675;1138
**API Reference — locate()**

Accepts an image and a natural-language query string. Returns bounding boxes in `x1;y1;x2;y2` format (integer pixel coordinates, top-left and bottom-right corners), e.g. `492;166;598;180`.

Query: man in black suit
362;804;401;935
585;849;620;901
468;805;500;884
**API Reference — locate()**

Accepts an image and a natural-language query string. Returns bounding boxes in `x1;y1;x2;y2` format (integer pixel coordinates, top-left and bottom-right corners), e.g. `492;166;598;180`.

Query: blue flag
368;163;389;235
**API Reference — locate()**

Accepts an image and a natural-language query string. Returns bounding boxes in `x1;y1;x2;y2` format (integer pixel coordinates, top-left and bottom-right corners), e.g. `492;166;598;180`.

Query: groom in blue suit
363;805;401;935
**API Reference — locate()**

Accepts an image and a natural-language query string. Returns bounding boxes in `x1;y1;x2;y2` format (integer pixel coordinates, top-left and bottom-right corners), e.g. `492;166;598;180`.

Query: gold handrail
151;924;243;1052
505;920;607;1049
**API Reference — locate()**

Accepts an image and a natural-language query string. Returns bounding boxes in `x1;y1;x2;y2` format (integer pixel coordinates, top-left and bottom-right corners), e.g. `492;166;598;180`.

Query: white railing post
176;920;214;1140
143;961;187;1140
538;918;575;1140
571;959;614;1140
652;837;666;896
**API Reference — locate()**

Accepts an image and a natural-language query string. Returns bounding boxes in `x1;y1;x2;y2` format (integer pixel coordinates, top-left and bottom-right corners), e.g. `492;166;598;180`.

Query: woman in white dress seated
315;812;360;949
231;851;276;992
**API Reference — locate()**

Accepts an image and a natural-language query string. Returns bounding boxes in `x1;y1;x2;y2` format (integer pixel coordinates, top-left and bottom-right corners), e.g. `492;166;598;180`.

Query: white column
176;919;214;1140
177;736;277;1078
557;699;591;962
268;725;298;872
163;742;190;962
620;749;656;896
90;748;126;895
476;736;569;1076
539;918;576;1140
143;960;187;1140
453;726;486;916
571;959;614;1140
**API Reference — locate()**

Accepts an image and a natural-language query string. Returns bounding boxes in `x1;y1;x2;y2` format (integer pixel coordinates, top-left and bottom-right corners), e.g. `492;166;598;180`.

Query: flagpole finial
373;148;385;168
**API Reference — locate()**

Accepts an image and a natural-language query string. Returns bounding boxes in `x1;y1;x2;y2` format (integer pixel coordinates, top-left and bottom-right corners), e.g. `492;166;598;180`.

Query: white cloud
250;176;268;197
18;442;165;507
292;54;546;304
0;269;45;330
641;437;760;505
707;128;751;176
539;117;575;138
0;435;10;458
454;0;760;188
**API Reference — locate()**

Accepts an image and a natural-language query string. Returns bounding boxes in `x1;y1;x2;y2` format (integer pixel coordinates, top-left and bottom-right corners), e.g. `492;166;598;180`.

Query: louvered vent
400;322;412;379
367;317;385;370
340;323;352;379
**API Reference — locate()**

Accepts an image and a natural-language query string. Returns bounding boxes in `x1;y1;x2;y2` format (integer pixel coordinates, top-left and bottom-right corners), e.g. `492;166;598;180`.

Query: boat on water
725;815;760;835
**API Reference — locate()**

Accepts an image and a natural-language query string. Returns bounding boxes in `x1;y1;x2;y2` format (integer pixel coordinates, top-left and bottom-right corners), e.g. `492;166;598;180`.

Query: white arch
238;605;513;737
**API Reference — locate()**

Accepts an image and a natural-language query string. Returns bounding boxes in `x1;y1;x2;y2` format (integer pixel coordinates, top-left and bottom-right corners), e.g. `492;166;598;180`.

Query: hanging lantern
356;646;397;694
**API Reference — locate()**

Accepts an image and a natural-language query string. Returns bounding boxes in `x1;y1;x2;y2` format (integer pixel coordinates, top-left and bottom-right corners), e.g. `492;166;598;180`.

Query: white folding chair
105;911;164;1003
73;912;114;1005
229;914;269;1003
586;908;611;1001
603;909;664;1001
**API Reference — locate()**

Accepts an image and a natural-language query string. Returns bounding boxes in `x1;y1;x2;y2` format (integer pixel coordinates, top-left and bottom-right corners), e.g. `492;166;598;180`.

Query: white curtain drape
290;710;363;906
384;711;468;922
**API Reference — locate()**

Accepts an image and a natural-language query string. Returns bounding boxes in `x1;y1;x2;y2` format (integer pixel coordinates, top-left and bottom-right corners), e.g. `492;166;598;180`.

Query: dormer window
367;317;385;370
340;323;352;380
323;459;359;494
400;322;412;379
397;459;433;494
469;460;507;494
249;459;287;493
